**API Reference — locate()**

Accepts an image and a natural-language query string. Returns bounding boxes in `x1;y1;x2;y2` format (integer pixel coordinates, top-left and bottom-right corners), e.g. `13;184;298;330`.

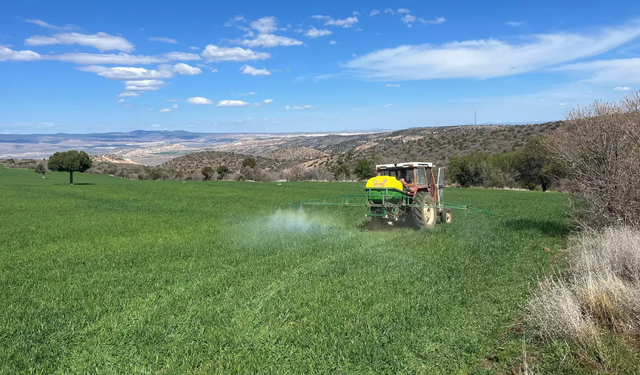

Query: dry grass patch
527;228;640;371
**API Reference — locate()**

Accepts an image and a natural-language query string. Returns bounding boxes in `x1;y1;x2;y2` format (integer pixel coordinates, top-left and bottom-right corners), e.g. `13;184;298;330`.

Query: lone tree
35;164;47;179
201;166;214;180
47;150;92;184
217;165;230;180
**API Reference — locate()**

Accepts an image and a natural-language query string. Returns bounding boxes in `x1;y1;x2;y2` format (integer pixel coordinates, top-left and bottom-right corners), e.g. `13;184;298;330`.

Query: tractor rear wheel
412;191;437;230
441;208;452;224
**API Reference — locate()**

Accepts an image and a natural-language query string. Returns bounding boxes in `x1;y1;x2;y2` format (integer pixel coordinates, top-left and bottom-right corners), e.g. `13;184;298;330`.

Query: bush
354;159;375;180
242;156;257;169
201;166;214;181
528;227;640;347
216;165;230;180
550;93;640;228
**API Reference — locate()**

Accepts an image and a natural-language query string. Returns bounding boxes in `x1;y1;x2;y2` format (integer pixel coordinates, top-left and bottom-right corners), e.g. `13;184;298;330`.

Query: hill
161;122;562;177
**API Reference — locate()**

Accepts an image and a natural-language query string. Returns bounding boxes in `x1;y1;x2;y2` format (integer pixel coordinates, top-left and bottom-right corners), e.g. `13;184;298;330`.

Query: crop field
0;165;568;374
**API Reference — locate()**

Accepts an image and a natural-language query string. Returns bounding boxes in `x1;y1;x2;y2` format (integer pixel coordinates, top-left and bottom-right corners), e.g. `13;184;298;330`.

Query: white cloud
25;19;77;31
285;104;314;110
218;100;249;107
202;45;270;62
421;17;446;25
117;99;125;103
125;85;162;91
558;102;568;106
189;46;200;50
369;9;380;16
117;91;140;97
77;65;174;80
311;15;331;20
47;52;201;65
305;27;332;38
163;52;202;61
614;86;631;91
123;79;165;87
346;24;640;80
504;21;524;27
330;40;337;45
386;83;401;87
25;32;134;52
0;46;41;62
263;99;274;104
170;104;178;109
211;68;218;73
554;58;640;84
398;8;411;14
385;103;393;107
402;14;417;26
325;17;359;28
225;15;247;27
384;8;395;15
241;64;272;76
250;16;278;34
149;37;177;44
186;97;212;105
53;53;165;64
240;34;303;48
173;63;202;75
159;108;171;112
238;92;257;95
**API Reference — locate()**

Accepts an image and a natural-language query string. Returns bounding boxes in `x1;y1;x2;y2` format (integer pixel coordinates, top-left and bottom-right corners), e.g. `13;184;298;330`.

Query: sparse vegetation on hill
320;122;562;171
263;146;330;161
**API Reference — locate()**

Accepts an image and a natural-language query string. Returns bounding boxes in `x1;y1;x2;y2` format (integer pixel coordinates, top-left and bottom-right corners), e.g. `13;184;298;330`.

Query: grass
0;165;569;374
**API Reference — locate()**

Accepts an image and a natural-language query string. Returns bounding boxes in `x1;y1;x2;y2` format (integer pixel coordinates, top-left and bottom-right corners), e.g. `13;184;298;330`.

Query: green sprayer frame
292;189;497;216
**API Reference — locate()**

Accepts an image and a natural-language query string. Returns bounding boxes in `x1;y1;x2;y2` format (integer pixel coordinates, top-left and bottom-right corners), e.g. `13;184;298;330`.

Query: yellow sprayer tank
365;176;405;204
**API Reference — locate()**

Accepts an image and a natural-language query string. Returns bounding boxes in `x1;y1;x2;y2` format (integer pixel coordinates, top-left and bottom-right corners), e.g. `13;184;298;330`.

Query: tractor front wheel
412;191;437;230
441;208;452;224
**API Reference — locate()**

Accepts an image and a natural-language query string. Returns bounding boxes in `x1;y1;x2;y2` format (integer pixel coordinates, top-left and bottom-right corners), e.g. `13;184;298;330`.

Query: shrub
528;228;640;344
201;166;214;181
354;159;375;180
550;93;640;228
242;156;257;169
216;165;230;180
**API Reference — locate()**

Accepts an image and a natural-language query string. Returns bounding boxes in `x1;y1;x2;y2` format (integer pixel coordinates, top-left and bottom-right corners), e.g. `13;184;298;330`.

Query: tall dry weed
527;228;640;342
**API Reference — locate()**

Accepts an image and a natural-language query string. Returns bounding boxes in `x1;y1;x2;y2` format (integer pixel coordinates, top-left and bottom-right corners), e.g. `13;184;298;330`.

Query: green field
0;165;568;374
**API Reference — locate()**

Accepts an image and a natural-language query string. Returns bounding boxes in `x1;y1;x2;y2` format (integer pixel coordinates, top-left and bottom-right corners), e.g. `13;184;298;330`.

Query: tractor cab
376;162;437;195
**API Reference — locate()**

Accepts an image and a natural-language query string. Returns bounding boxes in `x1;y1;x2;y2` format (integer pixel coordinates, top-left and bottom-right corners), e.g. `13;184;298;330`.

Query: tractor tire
441;208;452;224
412;191;437;230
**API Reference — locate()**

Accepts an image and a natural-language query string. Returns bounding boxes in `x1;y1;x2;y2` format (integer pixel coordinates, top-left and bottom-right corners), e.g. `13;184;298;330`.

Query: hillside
160;151;289;173
315;122;559;167
263;147;330;161
168;122;561;173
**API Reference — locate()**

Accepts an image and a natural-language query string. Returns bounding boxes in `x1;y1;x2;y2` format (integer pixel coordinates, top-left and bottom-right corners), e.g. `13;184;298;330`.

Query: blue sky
2;0;640;134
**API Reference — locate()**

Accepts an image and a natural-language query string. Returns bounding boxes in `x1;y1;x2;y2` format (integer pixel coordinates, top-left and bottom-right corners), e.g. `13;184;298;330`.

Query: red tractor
365;162;452;229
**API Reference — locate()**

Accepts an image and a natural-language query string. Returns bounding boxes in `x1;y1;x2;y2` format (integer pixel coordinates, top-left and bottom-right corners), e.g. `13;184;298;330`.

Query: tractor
365;162;451;229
